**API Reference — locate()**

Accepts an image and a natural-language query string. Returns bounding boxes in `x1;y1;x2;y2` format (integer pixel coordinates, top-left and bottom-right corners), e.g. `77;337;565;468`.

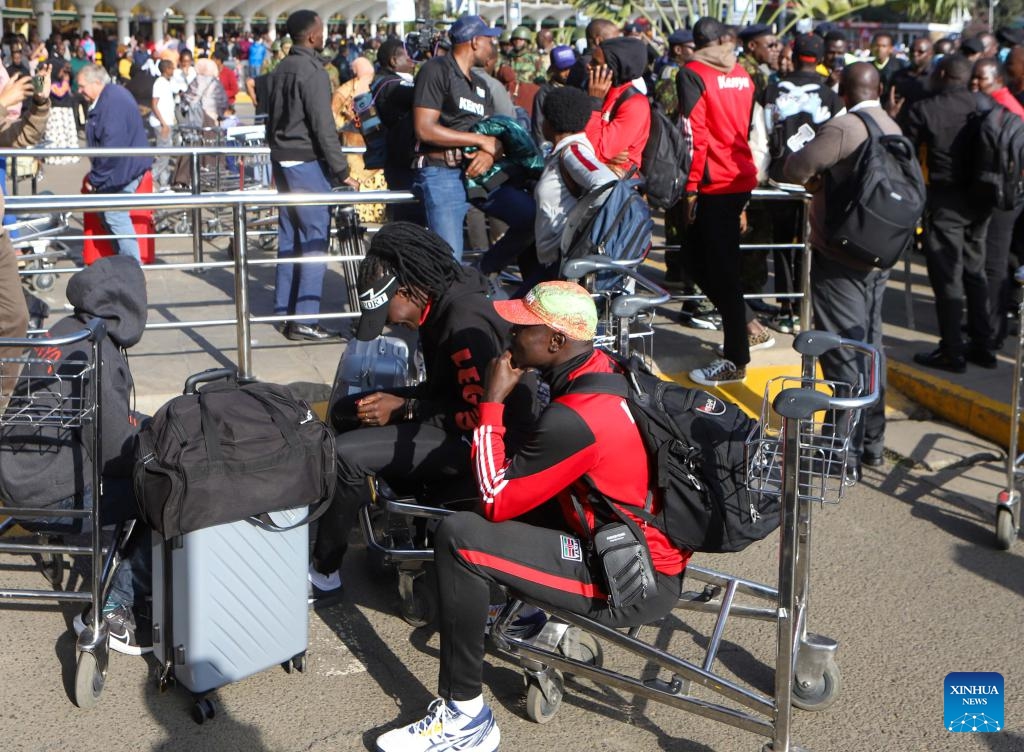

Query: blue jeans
100;175;143;263
412;165;535;266
273;161;332;323
21;477;150;610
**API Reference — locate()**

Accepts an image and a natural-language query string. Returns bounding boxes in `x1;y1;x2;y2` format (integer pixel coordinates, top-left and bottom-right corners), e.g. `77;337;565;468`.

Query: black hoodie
600;37;649;87
0;256;147;507
414;268;538;441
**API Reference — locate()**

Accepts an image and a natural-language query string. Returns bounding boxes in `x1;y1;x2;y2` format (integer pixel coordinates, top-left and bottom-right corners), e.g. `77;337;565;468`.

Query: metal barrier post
232;204;253;380
799;195;813;333
191;152;203;266
10;156;18;195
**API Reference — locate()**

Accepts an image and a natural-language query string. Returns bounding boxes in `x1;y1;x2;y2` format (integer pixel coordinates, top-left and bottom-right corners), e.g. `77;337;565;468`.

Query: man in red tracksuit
678;17;775;387
374;281;689;752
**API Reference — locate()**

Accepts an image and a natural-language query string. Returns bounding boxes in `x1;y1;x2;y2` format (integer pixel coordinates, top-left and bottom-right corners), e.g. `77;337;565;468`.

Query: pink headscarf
195;58;218;77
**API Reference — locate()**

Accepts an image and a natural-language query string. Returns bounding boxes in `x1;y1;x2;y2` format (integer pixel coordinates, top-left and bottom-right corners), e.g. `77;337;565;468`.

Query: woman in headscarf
332;56;387;223
583;35;651;175
43;59;78;164
189;57;228;124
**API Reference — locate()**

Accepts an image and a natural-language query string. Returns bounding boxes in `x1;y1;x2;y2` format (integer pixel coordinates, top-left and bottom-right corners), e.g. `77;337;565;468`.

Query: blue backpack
560;173;654;291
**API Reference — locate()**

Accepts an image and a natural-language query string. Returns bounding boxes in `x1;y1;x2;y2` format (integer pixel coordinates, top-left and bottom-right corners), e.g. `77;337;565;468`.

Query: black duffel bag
133;369;336;539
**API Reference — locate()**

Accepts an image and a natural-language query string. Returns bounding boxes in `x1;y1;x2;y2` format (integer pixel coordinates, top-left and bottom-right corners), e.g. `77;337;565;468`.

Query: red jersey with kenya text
473;349;689;575
678;46;758;195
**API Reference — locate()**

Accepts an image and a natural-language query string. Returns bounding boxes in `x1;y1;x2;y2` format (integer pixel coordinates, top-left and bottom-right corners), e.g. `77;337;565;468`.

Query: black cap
668;29;694;46
354;273;399;341
793;33;825;62
961;37;985;55
738;23;772;43
693;17;726;49
997;27;1024;47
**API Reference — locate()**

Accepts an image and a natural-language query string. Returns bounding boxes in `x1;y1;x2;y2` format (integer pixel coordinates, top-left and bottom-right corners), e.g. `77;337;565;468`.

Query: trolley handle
773;336;880;419
0;318;106;349
562;255;671;315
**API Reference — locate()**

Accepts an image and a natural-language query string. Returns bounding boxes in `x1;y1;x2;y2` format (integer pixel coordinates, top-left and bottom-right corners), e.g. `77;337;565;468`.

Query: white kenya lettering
717;75;752;91
458;97;485;116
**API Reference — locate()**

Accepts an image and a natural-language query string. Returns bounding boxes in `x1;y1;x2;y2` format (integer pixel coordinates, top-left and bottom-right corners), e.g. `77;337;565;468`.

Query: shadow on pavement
953;542;1024;600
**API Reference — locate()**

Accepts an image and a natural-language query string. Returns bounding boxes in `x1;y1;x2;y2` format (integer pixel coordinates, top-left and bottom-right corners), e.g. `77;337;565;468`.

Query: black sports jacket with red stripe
472;349;688;575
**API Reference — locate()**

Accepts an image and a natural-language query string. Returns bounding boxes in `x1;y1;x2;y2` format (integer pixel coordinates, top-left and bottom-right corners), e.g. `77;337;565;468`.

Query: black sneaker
73;605;152;656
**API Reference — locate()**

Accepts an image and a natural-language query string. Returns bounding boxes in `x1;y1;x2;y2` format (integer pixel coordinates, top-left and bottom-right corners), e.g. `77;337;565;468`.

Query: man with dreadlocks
308;222;538;604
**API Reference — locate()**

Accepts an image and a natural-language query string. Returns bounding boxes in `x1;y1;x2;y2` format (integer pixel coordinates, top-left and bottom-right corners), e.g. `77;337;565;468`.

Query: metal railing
7;188;416;380
650;188;813;331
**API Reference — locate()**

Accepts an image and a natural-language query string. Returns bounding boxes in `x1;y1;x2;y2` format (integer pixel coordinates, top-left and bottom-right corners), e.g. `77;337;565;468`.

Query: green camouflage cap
493;281;598;341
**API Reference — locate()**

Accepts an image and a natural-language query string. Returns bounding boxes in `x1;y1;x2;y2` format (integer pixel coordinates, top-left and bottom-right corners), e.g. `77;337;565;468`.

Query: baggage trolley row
996;267;1024;550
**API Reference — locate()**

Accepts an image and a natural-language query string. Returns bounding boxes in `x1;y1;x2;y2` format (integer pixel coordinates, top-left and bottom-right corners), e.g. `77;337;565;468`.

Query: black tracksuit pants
683;192;755;367
434;511;684;701
312;420;471;574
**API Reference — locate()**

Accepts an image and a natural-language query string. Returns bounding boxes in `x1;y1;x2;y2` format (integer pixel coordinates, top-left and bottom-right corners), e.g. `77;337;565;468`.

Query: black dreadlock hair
359;222;464;305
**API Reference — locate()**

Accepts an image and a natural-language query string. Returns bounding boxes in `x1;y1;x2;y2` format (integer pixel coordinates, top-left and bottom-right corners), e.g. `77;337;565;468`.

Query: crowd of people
5;9;1024;752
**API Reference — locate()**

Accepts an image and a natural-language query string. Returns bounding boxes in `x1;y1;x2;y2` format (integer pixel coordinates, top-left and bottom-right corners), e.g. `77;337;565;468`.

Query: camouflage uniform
324;61;340;92
507;47;540;84
738;53;769;104
654;62;680;119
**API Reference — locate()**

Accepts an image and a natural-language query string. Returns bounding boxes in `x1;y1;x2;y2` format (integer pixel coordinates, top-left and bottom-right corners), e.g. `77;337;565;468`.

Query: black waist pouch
593;523;655;609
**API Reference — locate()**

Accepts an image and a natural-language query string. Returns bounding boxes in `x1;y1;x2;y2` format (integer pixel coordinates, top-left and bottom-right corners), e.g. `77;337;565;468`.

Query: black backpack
134;372;337;539
609;88;689;210
824;110;926;269
567;355;779;554
971;98;1024;211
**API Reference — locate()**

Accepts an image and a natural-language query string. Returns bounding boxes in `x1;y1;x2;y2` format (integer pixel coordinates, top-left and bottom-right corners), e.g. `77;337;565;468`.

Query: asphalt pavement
1;139;1023;751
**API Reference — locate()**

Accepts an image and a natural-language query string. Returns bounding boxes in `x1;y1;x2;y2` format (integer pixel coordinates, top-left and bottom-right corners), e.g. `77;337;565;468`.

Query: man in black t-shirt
412;14;536;270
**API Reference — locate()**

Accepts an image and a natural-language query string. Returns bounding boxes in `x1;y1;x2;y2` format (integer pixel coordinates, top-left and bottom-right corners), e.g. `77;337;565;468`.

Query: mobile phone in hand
32;75;45;95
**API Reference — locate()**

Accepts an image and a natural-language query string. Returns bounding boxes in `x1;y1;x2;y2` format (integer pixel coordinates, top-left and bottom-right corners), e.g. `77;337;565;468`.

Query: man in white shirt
533;86;616;275
149;59;176;190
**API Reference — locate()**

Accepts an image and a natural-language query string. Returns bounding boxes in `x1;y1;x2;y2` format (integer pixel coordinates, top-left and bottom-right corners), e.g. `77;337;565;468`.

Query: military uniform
654;62;680;119
508;26;541;84
739;53;769;104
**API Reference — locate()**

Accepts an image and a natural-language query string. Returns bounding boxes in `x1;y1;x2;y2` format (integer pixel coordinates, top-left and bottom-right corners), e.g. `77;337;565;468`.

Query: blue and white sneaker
376;699;500;752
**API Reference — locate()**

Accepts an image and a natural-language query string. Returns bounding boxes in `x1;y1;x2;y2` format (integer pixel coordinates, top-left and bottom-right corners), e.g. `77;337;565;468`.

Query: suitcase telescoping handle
183;367;238;395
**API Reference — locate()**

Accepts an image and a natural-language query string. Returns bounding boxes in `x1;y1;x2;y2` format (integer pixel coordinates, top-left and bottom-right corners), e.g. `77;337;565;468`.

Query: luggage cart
365;331;879;751
0;319;131;708
995;266;1024;549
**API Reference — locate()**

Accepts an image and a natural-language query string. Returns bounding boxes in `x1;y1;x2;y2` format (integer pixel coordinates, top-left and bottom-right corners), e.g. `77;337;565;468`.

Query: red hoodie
585;81;651;173
678;44;758;194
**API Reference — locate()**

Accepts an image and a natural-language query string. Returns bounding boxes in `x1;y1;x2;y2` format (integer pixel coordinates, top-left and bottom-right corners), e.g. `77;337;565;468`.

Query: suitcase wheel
282;652;306;674
191;697;216;724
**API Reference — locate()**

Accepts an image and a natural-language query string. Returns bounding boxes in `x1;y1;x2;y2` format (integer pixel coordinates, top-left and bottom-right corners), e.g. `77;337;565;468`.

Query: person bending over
375;281;689;752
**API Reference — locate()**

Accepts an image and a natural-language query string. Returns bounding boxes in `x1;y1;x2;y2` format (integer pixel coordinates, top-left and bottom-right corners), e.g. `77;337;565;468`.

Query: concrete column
184;13;197;49
117;8;131;43
214;14;225;38
151;15;164;43
370;21;377;37
81;9;95;36
33;0;53;40
242;14;253;32
345;20;353;38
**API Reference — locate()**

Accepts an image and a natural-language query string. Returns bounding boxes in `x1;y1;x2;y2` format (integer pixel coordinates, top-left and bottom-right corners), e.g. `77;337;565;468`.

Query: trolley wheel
560;627;603;678
399;572;436;628
292;652;306;673
524;671;564;724
73;651;105;709
996;506;1017;550
34;272;55;292
35;535;64;588
792;659;841;712
191;697;216;724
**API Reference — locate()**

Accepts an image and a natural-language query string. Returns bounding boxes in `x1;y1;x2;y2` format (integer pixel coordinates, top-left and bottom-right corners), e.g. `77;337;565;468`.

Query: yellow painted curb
888;360;1019;452
665;364;816;418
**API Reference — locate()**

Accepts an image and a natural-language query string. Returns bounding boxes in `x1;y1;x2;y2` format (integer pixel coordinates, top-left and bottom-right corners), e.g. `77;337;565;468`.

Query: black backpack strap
851;108;883;139
607;85;643;121
565;371;630;397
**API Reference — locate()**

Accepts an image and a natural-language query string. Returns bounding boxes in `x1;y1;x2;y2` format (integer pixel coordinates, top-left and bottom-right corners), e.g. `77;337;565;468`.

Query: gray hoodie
0;256;147;507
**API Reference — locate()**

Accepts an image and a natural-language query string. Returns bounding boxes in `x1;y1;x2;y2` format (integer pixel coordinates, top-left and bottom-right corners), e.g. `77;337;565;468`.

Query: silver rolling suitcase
152;506;309;724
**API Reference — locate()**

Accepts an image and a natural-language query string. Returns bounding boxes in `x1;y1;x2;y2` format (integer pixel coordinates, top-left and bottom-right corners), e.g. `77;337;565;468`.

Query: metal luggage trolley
995;267;1024;549
0;319;131;708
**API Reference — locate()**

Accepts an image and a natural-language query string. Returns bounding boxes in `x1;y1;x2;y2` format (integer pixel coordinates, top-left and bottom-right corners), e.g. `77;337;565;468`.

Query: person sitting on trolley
374;281;689;752
0;256;153;656
308;222;538;605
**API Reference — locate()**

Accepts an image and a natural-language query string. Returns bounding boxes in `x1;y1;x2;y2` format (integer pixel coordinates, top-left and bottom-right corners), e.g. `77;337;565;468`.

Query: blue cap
550;45;576;71
738;23;772;43
449;15;501;44
668;29;693;46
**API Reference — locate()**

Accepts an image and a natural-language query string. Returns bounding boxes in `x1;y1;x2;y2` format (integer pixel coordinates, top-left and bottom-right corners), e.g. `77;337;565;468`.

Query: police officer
738;23;780;104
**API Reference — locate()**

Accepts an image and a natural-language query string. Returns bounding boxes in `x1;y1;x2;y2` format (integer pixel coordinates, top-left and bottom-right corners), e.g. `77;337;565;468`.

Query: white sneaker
376;699;500;752
307;564;343;607
689;358;746;386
